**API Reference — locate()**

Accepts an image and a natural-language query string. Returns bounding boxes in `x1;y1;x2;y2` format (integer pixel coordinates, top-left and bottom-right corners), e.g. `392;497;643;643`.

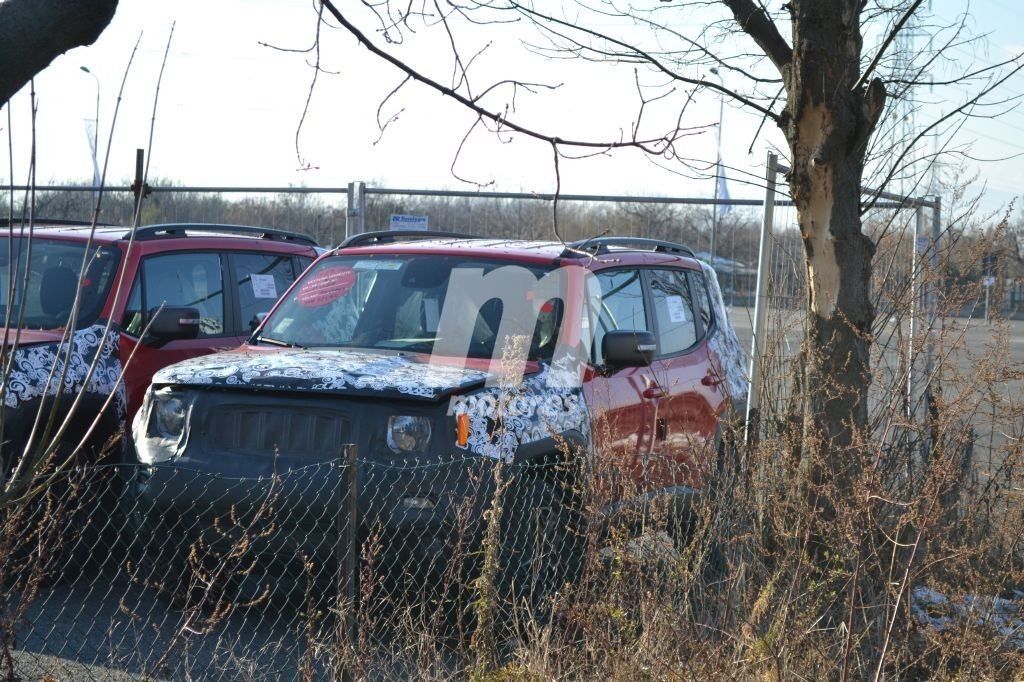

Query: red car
0;222;318;470
133;231;747;609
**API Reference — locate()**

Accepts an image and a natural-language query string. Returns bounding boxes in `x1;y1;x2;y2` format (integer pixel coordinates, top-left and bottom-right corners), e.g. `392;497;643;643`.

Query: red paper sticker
296;266;357;307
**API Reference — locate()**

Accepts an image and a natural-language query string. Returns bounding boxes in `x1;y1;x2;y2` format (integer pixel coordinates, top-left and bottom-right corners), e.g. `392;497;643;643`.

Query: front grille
203;406;348;458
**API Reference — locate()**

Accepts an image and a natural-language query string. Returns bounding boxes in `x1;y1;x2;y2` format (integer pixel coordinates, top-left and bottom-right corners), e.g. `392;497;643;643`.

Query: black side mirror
144;306;201;346
602;330;657;368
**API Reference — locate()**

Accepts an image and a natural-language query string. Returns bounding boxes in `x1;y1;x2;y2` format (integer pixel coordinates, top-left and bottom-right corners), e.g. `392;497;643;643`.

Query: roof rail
339;230;480;248
0;218;116;227
130;223;318;246
562;236;696;259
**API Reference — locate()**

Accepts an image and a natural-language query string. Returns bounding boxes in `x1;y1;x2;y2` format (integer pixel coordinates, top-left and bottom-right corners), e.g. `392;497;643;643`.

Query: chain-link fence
1;439;726;679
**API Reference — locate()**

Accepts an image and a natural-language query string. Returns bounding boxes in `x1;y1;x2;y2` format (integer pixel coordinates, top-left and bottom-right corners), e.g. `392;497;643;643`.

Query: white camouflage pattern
153;348;492;400
449;364;590;462
699;262;749;403
1;324;126;418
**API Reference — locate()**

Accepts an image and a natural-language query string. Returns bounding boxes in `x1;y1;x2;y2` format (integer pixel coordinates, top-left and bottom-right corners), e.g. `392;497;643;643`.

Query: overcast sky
2;0;1022;217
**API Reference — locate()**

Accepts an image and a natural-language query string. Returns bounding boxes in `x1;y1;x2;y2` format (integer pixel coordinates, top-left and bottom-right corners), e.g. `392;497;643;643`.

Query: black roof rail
130;223;318;246
562;236;697;259
339;230;480;249
0;218;117;227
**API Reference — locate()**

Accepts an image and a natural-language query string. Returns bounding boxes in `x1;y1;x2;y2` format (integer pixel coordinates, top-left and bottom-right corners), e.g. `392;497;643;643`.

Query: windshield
256;254;565;360
0;237;120;330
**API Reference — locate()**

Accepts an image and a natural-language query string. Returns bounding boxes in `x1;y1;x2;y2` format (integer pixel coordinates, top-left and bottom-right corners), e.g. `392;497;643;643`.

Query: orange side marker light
456;413;470;447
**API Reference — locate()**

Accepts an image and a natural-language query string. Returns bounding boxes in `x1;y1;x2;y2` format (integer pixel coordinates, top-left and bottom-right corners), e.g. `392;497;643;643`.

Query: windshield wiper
255;335;304;349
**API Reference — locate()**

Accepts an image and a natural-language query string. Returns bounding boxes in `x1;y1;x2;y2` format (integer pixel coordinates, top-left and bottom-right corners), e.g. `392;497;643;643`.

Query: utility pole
709;68;724;263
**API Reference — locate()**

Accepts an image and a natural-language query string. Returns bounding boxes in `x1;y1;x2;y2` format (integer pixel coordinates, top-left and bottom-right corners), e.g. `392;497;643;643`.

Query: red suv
132;231;747;607
0;222;318;470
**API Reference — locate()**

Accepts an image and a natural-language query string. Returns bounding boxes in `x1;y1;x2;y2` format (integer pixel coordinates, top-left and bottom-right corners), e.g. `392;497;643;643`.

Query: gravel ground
10;559;335;679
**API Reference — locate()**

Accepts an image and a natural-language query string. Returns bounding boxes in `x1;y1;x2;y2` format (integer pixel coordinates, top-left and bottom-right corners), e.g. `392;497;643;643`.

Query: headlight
387;415;431;454
150;392;187;439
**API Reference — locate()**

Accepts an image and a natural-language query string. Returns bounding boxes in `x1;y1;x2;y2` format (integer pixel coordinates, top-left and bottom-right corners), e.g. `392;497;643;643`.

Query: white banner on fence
390;214;428;231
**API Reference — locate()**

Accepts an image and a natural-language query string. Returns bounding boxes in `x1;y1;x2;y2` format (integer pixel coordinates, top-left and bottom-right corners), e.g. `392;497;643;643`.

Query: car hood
0;328;65;347
151;346;517;402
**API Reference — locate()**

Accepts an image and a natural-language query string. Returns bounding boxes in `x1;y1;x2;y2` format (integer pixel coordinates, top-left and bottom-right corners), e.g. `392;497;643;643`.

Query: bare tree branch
722;0;792;75
0;0;119;106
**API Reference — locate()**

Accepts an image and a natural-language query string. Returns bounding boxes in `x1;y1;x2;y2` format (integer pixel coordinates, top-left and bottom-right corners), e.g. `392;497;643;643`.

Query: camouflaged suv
132;231;747;602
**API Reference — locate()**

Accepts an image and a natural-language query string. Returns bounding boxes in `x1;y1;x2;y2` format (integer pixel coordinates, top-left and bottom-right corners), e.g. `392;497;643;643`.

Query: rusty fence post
336;443;358;682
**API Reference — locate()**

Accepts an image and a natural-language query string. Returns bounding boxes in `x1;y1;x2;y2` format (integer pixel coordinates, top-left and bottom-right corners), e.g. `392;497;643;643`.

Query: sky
2;0;1022;218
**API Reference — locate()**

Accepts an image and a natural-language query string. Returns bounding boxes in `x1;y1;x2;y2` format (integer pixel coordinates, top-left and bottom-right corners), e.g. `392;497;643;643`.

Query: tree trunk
784;1;883;495
0;0;119;107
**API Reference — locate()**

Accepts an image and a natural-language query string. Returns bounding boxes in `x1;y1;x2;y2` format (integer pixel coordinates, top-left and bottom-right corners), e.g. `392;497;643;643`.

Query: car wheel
120;469;193;607
494;463;587;632
666;428;728;579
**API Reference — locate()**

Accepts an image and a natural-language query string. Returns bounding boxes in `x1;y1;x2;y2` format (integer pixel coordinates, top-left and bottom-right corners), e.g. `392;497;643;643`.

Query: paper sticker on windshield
296;266;357;307
666;295;690;324
354;259;403;271
250;274;278;299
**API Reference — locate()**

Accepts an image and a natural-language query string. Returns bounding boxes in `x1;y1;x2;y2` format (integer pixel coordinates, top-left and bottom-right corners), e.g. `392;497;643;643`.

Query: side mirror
602;330;657;368
144;306;201;346
249;311;269;332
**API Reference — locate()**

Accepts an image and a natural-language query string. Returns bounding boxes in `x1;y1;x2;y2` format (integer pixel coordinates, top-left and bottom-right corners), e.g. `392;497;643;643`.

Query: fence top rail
772;164;938;209
3;183;935;209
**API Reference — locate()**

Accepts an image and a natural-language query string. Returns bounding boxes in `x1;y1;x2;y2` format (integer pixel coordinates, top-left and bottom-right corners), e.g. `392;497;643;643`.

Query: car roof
336;233;702;269
0;221;319;250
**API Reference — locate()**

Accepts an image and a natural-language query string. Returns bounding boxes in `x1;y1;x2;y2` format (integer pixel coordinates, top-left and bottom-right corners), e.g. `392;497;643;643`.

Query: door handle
642;385;668;400
701;372;726;387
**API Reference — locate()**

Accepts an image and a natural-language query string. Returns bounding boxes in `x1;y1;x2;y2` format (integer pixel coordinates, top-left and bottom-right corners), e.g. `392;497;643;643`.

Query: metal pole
336;443;358;682
80;66;100;196
907;203;923;420
132;149;144;219
709;68;724;263
744;152;777;444
345;181;366;240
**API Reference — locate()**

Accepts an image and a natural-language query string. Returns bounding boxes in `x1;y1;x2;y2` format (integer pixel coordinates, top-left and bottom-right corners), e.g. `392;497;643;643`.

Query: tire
666;429;729;580
494;462;587;630
1;438;118;585
120;468;194;607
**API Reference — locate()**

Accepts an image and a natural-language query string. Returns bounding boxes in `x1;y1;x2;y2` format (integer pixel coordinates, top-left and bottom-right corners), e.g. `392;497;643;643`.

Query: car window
593;269;648;364
233;253;297;330
123;253;226;337
0;239;119;331
122;276;144;336
258;255;559;360
649;268;697;355
689;269;713;333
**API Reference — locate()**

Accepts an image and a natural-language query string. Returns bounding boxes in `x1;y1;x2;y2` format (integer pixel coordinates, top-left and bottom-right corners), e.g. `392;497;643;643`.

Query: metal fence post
744;152;777;445
336;443;358;682
346;181;366;239
907;201;924;420
926;196;941;416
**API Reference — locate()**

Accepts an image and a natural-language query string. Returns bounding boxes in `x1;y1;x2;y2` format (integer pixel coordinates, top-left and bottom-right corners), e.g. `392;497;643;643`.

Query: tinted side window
593;269;648;364
233;253;297;330
689;270;713;332
142;253;226;337
649;268;697;355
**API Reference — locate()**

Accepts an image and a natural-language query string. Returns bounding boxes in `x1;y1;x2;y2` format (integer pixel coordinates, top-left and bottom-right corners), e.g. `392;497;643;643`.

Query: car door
583;268;657;495
119;251;237;418
645;266;722;490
